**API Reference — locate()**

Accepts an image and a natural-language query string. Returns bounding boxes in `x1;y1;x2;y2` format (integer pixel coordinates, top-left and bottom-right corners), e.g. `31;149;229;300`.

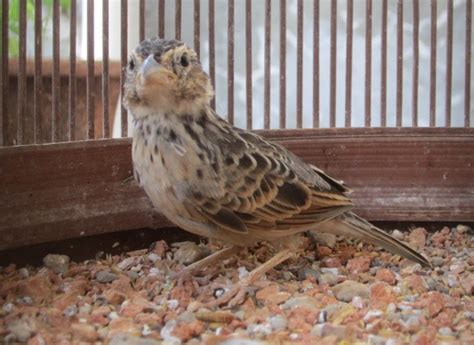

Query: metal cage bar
329;0;337;128
1;0;473;148
296;0;303;129
345;0;353;128
103;0;110;138
412;0;419;127
396;0;403;127
380;0;387;127
365;0;372;127
34;0;42;143
264;0;271;129
430;0;437;127
17;0;26;145
52;0;60;142
313;0;320;128
69;0;77;141
86;0;95;139
227;0;234;125
246;0;253;129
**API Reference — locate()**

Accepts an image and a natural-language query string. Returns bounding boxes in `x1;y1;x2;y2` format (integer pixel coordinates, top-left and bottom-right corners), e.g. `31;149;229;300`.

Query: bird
123;38;430;304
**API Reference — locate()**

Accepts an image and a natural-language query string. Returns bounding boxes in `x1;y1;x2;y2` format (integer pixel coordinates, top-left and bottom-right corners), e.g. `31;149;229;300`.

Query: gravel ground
0;225;473;345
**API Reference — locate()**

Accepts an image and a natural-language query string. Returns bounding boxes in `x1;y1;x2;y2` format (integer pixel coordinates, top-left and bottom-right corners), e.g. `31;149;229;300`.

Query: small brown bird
123;38;429;300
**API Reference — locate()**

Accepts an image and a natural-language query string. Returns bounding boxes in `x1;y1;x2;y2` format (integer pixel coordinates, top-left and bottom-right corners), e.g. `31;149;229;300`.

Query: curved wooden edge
1;128;473;250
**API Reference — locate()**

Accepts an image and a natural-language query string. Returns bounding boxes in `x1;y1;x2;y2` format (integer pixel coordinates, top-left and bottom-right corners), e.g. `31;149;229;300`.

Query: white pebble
142;324;153;336
167;299;179;310
238;266;249;279
351;296;365;309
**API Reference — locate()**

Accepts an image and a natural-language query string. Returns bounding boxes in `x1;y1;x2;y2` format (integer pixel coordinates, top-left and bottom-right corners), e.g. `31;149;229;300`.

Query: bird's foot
206;249;295;308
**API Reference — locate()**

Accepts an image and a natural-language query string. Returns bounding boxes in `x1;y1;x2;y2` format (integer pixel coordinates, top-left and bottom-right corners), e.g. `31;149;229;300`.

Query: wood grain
1;128;473;250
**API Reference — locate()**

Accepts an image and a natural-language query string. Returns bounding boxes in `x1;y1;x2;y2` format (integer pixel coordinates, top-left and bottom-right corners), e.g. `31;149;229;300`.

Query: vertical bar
429;0;437;127
228;0;234;124
139;0;145;42
296;0;303;129
445;0;453;127
194;0;200;55
345;0;353;128
380;0;387;127
158;0;165;38
465;0;472;127
52;0;60;142
209;0;215;110
264;0;271;129
34;0;42;143
246;0;253;129
87;0;95;139
1;0;8;145
313;0;320;128
412;0;419;127
103;0;110;138
365;0;372;127
176;0;182;40
18;0;27;144
69;0;77;140
329;0;337;127
121;0;128;136
396;0;403;127
279;0;286;129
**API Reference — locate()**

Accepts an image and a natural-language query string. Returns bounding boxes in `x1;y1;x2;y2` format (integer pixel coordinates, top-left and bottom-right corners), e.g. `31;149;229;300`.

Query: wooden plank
1;128;473;250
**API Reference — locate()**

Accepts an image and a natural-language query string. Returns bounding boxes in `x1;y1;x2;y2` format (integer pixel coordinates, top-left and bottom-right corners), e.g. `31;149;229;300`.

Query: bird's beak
141;55;161;80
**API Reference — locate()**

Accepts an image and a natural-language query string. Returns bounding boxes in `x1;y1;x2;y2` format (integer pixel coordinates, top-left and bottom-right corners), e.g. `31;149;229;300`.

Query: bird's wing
187;117;353;234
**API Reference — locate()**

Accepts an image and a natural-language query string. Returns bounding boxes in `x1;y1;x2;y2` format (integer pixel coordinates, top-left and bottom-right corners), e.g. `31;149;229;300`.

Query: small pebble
268;315;287;331
392;230;405;240
431;256;444;267
317;273;338;286
456;224;471;234
117;257;137;271
109;333;162;345
127;271;140;280
332;280;370;302
247;323;272;337
7;319;35;343
43;254;70;274
438;327;454;336
351;296;365;309
96;270;118;283
310;232;337;248
368;334;387;345
173;242;210;265
281;296;318;309
298;268;319;281
320;267;339;275
18;267;30;278
63;305;78;317
238;266;249;279
79;304;92;314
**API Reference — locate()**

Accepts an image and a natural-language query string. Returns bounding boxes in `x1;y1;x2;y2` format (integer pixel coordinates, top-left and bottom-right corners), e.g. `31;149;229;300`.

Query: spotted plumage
123;38;430;267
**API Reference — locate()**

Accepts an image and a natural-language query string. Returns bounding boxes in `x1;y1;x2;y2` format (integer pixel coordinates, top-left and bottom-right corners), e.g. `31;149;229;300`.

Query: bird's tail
317;211;431;267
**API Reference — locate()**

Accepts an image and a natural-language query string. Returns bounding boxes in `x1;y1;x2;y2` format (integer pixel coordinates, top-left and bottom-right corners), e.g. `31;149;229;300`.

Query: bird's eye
129;58;135;70
180;54;189;67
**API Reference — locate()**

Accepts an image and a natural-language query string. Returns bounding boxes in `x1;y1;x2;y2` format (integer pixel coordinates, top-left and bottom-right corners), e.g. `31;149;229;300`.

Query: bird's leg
172;245;240;279
207;249;295;308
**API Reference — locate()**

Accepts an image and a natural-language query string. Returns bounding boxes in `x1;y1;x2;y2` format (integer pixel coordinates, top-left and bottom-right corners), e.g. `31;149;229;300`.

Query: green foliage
1;0;71;57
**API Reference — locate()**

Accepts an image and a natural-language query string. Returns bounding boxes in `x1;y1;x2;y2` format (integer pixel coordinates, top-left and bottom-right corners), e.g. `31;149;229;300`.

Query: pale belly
131;122;225;240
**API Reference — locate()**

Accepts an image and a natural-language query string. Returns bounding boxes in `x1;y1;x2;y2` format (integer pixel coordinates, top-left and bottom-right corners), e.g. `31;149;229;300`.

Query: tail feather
317;212;431;267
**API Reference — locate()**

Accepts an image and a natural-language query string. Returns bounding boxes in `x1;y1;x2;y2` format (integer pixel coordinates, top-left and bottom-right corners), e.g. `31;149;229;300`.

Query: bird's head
123;38;214;119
